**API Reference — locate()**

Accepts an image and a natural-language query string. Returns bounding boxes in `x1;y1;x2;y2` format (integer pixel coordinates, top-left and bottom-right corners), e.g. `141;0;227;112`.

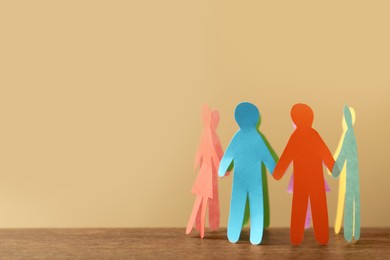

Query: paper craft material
287;123;330;229
273;103;336;245
218;102;276;245
194;110;226;232
332;106;360;242
242;131;278;228
287;173;330;229
186;104;222;238
328;110;349;234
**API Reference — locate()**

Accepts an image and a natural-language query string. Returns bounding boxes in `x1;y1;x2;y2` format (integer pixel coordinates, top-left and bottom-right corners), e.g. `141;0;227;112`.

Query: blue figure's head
343;105;356;129
234;102;260;129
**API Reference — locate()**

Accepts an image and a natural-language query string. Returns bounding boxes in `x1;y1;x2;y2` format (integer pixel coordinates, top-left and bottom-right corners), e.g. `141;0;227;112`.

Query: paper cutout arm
273;137;294;180
332;138;347;178
214;134;231;176
327;129;345;175
262;143;276;175
215;137;224;159
218;137;236;177
315;132;336;172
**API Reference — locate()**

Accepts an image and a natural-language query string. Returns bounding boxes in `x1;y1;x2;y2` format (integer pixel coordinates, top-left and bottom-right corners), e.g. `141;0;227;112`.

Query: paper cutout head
343;105;356;128
235;102;260;129
291;103;314;128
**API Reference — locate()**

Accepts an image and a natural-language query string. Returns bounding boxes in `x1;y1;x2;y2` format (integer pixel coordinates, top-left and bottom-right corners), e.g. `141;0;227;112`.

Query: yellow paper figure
330;107;356;235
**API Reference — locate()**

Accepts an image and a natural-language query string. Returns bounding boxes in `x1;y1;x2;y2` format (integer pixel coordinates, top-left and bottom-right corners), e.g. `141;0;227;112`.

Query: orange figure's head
201;104;212;128
291;103;314;129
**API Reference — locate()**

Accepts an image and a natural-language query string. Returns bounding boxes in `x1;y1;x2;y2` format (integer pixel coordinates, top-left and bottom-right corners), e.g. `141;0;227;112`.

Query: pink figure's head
211;110;220;130
201;104;212;127
291;103;314;128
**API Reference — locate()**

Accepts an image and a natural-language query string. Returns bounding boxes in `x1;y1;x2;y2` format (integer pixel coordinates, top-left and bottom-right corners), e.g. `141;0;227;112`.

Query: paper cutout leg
195;202;202;232
242;197;250;227
344;191;353;242
354;192;361;240
310;190;329;245
227;188;247;243
288;174;330;230
288;174;312;229
344;189;361;242
291;191;308;245
262;165;271;229
248;187;264;245
186;196;202;235
334;167;346;234
195;172;220;232
208;180;220;231
189;196;208;238
199;197;208;238
242;166;270;228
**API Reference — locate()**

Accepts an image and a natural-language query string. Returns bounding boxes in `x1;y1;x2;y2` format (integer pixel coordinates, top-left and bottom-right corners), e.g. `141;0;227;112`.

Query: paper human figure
186;104;222;238
273;103;336;245
332;105;360;242
194;110;226;232
218;102;276;245
286;122;330;229
242;130;278;229
327;107;352;234
287;173;330;229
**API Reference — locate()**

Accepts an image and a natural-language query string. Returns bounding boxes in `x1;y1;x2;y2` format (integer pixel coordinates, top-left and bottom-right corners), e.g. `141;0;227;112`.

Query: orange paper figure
287;173;330;229
287;121;331;230
273;104;336;245
186;105;223;238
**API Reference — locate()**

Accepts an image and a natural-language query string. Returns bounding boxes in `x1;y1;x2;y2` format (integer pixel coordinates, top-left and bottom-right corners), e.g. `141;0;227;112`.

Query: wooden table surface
0;228;389;259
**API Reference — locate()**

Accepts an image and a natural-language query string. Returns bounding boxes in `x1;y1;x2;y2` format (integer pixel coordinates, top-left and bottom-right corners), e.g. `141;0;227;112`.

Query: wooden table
0;228;389;259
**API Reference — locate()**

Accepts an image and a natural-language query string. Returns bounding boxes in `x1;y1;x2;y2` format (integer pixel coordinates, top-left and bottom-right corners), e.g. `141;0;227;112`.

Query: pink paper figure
194;110;227;232
287;174;330;229
186;104;225;238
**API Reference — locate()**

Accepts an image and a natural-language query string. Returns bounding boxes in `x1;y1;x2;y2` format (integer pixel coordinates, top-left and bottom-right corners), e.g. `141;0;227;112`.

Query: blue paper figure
332;105;360;242
218;102;276;245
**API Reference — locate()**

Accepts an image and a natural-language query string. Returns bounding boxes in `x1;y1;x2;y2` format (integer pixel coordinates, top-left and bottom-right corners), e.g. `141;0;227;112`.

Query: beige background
0;1;389;227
